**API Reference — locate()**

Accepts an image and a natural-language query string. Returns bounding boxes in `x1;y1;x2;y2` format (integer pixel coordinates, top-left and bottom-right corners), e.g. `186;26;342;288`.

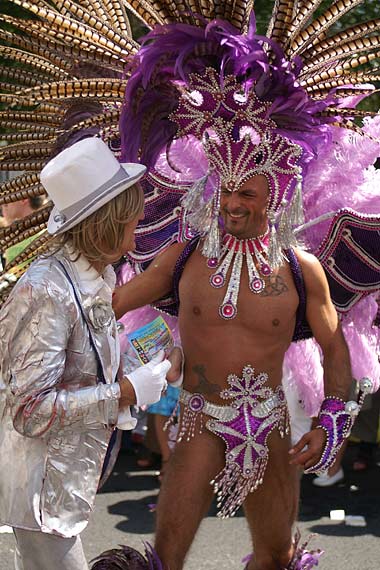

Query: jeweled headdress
119;13;363;263
0;0;380;307
168;67;304;261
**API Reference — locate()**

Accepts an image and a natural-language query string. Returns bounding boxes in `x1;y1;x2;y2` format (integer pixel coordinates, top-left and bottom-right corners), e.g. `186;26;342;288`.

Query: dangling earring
277;198;297;250
182;172;218;255
288;171;304;227
181;172;209;213
267;212;283;270
201;185;221;259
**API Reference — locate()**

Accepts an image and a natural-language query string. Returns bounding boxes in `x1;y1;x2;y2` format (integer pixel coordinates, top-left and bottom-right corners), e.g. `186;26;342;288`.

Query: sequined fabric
286;249;312;341
207;366;290;518
304;396;358;475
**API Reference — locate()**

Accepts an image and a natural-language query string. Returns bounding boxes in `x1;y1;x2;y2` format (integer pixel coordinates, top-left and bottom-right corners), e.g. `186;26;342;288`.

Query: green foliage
254;0;380;35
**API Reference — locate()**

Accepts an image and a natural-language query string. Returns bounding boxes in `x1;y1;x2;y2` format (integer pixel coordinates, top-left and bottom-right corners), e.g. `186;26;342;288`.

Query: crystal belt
179;388;285;421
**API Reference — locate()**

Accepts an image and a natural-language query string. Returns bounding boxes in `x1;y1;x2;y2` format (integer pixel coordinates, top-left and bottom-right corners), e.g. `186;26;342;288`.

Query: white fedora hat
40;137;147;235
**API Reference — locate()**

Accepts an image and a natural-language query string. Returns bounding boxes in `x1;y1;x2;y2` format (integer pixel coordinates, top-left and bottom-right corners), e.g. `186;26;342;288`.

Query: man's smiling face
220;175;269;239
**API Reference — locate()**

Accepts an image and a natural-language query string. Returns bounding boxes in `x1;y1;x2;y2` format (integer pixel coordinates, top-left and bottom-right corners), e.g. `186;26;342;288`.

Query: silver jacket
0;250;124;538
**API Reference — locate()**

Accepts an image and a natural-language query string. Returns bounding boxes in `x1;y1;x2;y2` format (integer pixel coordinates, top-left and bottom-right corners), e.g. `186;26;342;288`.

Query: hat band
54;166;136;227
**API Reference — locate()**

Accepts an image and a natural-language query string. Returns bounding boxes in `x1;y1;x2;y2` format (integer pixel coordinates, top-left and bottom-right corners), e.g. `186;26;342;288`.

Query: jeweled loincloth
178;365;290;518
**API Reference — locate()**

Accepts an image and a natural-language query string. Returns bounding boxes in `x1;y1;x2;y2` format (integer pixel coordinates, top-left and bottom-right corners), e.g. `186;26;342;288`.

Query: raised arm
113;241;187;319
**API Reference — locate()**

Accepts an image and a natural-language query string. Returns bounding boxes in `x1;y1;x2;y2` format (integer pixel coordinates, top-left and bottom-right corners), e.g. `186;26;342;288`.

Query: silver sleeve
1;280;120;438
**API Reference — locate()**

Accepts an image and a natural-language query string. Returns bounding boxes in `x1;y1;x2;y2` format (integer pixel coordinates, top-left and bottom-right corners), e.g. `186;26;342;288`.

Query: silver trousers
13;528;89;570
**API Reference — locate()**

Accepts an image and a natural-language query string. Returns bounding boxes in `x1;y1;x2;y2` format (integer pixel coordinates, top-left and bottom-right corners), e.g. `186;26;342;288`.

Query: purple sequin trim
286;249;312;342
172;237;200;313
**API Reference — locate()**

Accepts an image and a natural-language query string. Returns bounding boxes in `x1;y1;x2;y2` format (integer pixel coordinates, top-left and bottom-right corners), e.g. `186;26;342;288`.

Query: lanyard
56;258;107;384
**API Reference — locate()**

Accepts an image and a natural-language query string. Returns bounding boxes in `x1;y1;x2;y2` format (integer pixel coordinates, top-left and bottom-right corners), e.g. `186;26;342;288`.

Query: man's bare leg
154;427;225;570
155;414;171;462
244;431;300;570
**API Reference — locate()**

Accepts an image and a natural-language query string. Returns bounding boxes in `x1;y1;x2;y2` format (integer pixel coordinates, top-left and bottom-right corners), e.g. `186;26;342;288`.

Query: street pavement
1;442;380;569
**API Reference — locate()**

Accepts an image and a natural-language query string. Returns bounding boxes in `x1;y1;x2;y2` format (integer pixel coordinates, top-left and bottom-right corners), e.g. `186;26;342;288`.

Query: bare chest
178;249;299;336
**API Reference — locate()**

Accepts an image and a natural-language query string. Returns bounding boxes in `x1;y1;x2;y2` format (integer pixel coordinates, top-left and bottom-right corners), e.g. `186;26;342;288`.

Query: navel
193;306;201;316
272;318;280;327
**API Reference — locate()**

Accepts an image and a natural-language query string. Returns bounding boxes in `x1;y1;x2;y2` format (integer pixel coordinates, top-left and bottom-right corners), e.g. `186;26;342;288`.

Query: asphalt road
1;442;380;569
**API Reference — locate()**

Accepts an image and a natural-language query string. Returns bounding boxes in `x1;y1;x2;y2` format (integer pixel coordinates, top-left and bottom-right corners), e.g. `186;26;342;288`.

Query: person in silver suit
0;137;173;570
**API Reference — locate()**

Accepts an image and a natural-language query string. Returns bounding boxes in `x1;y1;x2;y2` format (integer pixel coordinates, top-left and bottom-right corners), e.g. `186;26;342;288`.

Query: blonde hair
49;182;144;265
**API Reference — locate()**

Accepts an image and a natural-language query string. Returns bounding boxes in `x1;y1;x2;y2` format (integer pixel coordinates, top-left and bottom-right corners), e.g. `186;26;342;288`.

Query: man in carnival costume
109;10;378;570
0;1;379;570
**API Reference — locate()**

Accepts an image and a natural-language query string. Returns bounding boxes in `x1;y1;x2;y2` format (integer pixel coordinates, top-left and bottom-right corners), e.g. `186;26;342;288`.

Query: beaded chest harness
207;231;271;319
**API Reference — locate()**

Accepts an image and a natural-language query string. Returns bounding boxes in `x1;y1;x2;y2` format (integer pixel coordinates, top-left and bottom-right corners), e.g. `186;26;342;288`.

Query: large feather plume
120;14;336;169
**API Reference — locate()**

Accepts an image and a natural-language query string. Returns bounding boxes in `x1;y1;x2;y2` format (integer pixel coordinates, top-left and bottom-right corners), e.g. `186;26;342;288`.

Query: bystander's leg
13;528;88;570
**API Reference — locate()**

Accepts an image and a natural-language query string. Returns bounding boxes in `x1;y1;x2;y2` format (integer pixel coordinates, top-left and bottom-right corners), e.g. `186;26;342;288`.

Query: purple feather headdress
120;13;338;261
121;14;334;166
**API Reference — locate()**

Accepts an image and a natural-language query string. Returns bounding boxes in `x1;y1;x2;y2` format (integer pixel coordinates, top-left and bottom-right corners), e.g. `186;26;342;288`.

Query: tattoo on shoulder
260;275;289;297
192;364;220;394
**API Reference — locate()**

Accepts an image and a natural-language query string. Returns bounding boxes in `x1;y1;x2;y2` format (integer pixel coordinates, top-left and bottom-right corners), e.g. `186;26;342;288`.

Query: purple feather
90;546;147;569
144;542;165;570
286;531;324;569
90;543;164;570
120;13;335;169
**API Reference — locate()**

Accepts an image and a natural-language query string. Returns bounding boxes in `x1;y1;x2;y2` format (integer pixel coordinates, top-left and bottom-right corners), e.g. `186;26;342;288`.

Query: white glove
126;350;171;407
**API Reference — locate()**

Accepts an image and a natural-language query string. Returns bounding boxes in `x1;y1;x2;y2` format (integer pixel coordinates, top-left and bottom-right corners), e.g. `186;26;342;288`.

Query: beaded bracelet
304;378;373;475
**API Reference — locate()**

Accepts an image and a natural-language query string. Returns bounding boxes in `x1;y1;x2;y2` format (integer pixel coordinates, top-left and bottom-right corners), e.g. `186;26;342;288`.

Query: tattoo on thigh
260;275;289;297
192;364;220;394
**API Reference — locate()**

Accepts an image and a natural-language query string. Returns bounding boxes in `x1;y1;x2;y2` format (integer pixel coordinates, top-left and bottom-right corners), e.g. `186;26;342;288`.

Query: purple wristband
305;378;373;475
304;397;356;475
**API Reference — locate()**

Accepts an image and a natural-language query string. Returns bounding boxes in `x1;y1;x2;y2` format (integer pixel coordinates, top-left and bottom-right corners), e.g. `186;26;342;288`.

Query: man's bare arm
300;249;352;400
289;250;352;469
113;242;187;320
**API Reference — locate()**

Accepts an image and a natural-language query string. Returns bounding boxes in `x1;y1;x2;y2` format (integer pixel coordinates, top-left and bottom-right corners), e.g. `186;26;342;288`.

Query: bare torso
178;244;300;403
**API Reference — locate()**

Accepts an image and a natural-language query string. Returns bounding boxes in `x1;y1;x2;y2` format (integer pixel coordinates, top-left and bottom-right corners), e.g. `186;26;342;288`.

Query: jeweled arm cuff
304;377;373;475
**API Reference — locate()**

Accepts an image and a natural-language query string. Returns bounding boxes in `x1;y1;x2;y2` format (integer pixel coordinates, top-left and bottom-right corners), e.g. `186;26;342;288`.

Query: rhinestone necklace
207;230;271;319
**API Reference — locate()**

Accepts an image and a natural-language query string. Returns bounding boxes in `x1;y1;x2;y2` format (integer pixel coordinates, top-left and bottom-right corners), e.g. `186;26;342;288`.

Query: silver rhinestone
345;401;359;415
359;377;373;394
54;212;66;223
